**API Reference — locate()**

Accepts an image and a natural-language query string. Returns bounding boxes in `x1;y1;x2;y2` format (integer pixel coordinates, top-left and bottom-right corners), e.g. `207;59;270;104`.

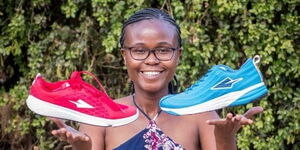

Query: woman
50;8;263;150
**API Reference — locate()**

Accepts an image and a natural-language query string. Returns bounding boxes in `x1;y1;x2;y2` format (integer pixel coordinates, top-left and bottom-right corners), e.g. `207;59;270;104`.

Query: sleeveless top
113;95;185;150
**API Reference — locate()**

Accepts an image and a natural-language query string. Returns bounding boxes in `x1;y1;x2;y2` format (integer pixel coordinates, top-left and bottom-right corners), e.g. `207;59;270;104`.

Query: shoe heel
229;85;268;107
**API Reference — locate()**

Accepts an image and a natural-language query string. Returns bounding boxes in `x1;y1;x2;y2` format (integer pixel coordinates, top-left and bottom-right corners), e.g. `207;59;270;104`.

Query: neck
133;86;168;117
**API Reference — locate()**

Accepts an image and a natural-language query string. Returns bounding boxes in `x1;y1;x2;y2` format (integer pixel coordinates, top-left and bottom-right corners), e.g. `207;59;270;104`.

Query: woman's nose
144;51;160;64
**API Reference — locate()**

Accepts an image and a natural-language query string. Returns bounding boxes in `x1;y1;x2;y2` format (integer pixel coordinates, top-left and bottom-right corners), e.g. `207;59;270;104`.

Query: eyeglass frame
121;46;180;61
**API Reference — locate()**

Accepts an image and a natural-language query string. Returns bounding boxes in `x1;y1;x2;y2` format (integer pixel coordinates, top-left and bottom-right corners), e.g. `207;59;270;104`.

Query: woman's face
122;19;182;93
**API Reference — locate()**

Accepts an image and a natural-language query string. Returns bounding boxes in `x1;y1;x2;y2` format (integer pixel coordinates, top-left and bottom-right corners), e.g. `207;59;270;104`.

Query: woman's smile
139;70;165;79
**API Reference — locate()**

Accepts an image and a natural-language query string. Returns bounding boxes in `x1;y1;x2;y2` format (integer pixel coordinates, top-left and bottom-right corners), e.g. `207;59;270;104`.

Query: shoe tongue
70;71;101;95
240;58;252;68
70;71;83;81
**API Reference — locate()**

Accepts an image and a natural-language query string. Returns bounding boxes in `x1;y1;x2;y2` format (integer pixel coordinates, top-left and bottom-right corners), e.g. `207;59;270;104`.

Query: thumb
48;117;66;128
244;106;264;119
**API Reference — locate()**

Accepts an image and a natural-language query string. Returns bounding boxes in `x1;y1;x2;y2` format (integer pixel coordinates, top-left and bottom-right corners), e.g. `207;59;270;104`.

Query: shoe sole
160;82;268;115
26;95;139;127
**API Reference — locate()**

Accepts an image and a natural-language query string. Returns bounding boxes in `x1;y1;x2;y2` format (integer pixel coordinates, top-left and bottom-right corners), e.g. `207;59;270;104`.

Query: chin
140;82;167;94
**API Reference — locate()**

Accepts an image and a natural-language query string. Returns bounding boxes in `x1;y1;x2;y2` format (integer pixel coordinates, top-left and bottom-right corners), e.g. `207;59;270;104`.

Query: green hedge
0;0;299;149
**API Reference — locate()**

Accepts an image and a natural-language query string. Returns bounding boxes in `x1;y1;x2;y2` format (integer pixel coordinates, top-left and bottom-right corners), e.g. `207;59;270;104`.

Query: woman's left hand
206;106;263;137
205;106;263;149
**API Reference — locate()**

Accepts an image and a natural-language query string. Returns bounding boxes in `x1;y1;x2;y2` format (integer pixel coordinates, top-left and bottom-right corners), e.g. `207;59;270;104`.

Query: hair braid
120;8;182;48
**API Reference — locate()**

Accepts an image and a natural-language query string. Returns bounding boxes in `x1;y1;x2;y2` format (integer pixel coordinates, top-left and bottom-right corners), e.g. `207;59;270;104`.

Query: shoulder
192;111;220;127
175;111;220;133
158;111;220;149
78;95;134;149
160;111;220;131
184;111;220;149
195;111;220;121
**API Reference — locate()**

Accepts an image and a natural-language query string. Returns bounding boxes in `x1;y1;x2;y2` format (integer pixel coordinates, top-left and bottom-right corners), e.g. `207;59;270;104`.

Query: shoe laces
184;69;213;93
72;71;126;112
71;71;107;96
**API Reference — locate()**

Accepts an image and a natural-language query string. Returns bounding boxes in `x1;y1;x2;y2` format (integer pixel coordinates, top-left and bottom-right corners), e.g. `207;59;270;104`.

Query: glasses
122;47;179;61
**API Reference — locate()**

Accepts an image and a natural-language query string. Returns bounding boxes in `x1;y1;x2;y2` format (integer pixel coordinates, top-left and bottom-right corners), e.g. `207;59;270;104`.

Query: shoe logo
64;82;70;88
69;99;94;108
211;77;243;90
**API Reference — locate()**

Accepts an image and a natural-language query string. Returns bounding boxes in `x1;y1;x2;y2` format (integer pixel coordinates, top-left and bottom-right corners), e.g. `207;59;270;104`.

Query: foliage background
0;0;299;149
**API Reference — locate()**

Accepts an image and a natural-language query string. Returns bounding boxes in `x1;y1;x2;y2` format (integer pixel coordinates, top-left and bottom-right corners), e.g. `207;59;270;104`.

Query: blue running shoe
160;55;268;115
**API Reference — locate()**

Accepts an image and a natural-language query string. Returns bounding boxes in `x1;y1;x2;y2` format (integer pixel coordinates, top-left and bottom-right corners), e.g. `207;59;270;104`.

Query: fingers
207;112;254;126
218;106;263;124
51;128;90;143
48;117;90;144
206;112;234;125
244;106;264;119
233;114;253;125
206;118;226;125
52;131;66;142
51;128;67;140
66;131;89;142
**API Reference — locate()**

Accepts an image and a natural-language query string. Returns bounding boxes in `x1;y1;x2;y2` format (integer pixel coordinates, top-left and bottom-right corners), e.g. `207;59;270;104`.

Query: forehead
123;19;178;47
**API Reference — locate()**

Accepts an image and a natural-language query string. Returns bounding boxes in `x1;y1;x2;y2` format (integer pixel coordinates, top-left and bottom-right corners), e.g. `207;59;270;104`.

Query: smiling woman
49;8;264;150
121;19;181;95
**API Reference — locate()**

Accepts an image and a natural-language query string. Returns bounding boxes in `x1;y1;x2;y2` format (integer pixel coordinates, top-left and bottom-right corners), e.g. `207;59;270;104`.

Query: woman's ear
176;48;183;65
177;48;182;57
121;49;127;65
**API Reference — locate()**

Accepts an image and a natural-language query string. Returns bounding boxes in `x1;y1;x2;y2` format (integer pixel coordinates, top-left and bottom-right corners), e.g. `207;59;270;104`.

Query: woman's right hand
49;117;90;145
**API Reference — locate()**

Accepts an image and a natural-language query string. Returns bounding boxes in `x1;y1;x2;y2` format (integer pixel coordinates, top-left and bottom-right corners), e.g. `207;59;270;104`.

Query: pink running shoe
26;71;138;127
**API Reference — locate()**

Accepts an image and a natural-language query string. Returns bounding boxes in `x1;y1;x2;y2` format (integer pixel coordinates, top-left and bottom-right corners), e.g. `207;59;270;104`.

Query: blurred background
0;0;299;149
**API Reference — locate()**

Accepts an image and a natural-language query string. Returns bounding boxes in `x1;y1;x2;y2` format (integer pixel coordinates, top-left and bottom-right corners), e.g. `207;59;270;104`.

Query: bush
0;0;299;149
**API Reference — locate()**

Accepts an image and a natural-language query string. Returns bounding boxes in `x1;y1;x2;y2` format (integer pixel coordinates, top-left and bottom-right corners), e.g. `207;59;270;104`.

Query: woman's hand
207;106;263;135
206;106;263;150
49;117;90;145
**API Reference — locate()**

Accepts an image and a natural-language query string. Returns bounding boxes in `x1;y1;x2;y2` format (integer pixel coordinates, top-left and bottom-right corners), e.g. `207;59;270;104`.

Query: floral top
114;120;185;150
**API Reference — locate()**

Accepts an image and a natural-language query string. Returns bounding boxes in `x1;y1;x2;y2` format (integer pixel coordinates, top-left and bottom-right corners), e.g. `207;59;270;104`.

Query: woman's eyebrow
128;42;173;47
157;42;172;45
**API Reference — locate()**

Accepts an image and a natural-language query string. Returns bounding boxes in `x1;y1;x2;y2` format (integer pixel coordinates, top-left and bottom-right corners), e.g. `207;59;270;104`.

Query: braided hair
121;8;181;94
120;8;182;48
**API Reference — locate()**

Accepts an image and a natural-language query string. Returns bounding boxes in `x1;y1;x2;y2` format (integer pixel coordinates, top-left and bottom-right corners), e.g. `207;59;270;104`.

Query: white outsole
160;82;265;115
26;95;139;127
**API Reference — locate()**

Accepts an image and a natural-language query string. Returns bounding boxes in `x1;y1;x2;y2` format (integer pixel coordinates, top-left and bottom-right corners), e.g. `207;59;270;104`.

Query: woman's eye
157;48;172;54
133;49;146;54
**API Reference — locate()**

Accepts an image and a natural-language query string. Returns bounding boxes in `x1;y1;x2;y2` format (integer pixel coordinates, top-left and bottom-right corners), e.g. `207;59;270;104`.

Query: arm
211;113;237;150
78;124;105;150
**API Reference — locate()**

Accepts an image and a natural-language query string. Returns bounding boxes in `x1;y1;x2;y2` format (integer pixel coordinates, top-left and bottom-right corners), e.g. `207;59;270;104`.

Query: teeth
143;72;160;76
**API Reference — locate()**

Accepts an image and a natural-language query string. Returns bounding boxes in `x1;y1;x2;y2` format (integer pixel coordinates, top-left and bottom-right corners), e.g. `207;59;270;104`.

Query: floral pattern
143;121;185;150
